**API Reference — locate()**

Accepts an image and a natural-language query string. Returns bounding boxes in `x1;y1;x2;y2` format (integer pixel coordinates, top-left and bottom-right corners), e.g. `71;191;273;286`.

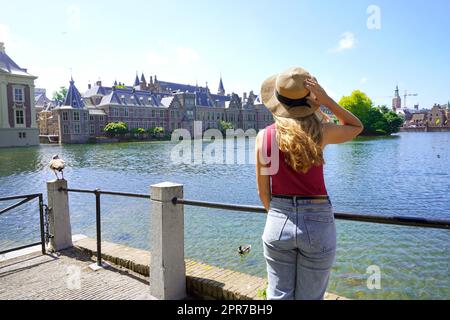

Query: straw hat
261;66;320;119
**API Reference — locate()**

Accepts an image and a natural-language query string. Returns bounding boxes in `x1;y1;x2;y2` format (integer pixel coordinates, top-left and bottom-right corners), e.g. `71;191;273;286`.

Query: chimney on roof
88;83;92;89
96;80;102;86
243;92;247;101
0;42;5;53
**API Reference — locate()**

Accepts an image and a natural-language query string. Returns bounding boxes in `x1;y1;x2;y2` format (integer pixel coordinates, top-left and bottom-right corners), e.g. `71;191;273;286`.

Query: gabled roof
83;85;112;97
63;78;85;109
159;81;205;94
0;44;34;77
98;87;164;107
161;96;175;108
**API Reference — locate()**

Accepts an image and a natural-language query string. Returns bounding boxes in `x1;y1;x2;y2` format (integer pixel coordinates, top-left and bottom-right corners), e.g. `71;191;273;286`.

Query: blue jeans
262;197;336;300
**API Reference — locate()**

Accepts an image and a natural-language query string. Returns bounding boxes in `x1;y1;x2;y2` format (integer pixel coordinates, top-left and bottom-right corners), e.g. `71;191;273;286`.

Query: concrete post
47;180;73;252
150;182;186;300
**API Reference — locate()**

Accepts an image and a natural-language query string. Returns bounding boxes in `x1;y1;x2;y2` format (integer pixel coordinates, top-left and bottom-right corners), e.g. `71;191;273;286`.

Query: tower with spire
392;85;402;112
217;75;225;96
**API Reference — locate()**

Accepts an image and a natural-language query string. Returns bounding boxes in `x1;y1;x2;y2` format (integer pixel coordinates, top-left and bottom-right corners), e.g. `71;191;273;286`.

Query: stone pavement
0;248;156;300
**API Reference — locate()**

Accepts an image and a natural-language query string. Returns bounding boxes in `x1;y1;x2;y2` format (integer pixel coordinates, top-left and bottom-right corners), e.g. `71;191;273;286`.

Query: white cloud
361;77;368;84
330;32;356;53
176;47;200;65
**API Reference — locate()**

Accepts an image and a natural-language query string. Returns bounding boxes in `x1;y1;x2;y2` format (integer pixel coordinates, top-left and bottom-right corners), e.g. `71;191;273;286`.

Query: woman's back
264;123;328;196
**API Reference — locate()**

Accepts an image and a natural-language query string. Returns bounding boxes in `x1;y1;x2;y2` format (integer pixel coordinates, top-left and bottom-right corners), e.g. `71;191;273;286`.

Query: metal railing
0;193;46;255
58;186;450;267
59;187;151;266
173;198;450;230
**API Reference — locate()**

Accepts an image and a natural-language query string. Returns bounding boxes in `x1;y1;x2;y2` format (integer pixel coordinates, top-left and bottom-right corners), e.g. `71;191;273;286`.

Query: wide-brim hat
261;66;320;119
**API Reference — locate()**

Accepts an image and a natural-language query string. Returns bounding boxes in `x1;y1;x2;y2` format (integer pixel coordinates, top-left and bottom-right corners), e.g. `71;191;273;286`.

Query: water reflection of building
0;42;39;147
38;74;274;144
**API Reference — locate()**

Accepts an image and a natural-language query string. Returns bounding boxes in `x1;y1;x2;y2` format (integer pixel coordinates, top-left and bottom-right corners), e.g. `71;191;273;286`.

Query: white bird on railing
49;154;65;180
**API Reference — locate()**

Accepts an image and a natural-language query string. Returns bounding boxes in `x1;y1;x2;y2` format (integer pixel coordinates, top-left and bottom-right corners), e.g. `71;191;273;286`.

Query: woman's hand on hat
304;78;330;106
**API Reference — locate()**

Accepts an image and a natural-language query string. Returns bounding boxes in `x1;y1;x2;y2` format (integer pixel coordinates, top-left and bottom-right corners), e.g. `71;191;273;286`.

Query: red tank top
264;123;328;196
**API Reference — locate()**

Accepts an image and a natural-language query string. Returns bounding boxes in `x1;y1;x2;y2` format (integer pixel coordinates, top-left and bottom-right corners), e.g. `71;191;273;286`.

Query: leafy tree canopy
52;87;67;105
339;91;404;135
103;122;128;136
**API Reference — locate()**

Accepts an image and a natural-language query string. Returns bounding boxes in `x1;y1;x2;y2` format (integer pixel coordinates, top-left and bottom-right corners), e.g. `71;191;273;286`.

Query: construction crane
374;87;419;110
403;90;418;109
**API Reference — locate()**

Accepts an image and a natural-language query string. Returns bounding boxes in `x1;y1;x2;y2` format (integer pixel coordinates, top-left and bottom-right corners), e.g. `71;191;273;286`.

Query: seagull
238;245;251;256
49;154;65;180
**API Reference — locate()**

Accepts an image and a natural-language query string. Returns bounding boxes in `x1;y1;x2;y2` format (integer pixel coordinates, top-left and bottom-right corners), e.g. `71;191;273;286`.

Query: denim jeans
262;197;336;300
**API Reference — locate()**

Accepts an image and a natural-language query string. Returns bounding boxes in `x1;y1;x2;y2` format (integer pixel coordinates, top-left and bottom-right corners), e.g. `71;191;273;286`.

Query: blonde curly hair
274;111;329;174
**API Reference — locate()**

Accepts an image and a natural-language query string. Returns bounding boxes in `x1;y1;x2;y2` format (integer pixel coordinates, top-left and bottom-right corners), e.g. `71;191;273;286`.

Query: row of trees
103;122;166;139
339;90;404;135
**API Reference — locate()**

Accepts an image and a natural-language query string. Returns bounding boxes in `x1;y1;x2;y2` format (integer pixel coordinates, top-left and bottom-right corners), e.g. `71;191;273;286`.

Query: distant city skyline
1;0;449;108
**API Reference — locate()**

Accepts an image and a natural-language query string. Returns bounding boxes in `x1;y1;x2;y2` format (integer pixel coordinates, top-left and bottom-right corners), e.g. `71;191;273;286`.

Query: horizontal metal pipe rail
59;187;450;230
0;193;46;255
58;187;450;265
172;198;450;230
59;188;150;199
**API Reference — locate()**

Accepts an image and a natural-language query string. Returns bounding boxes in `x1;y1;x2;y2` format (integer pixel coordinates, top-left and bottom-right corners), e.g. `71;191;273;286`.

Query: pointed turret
63;77;84;108
134;72;140;86
140;73;146;84
218;75;225;96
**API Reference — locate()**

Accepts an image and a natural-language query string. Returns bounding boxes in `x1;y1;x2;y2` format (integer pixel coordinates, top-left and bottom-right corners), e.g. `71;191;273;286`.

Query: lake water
0;132;449;299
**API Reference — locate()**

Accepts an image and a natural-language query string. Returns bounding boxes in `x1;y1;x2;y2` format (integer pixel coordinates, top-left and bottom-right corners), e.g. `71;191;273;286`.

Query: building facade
0;42;39;147
42;73;274;144
404;103;450;128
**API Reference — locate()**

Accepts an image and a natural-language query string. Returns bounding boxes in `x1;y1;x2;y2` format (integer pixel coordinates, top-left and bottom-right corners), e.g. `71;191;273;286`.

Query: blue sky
1;0;449;108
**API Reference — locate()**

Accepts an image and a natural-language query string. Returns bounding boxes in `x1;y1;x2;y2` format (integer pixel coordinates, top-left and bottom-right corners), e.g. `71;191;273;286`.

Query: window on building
14;87;24;102
90;124;95;135
74;124;81;134
99;116;104;121
15;110;24;125
90;115;94;121
84;112;88;121
152;110;156;117
62;112;68;121
160;110;164;118
73;111;80;121
125;108;129;117
63;125;69;134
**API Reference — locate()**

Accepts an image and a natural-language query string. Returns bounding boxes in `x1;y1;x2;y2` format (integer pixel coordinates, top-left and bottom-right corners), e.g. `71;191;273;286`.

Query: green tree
52;87;67;105
380;108;404;134
339;91;403;136
218;120;234;135
103;122;128;137
147;126;165;138
131;127;146;139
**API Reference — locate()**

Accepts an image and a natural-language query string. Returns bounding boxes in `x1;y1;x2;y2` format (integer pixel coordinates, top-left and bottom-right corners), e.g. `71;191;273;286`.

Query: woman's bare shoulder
255;129;266;148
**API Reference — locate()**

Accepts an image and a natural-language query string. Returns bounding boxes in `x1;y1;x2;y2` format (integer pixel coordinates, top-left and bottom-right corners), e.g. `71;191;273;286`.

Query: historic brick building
42;73;274;144
0;42;39;147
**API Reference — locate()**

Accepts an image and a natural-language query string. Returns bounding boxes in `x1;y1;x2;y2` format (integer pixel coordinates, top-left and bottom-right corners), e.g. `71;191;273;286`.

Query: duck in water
238;245;251;256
